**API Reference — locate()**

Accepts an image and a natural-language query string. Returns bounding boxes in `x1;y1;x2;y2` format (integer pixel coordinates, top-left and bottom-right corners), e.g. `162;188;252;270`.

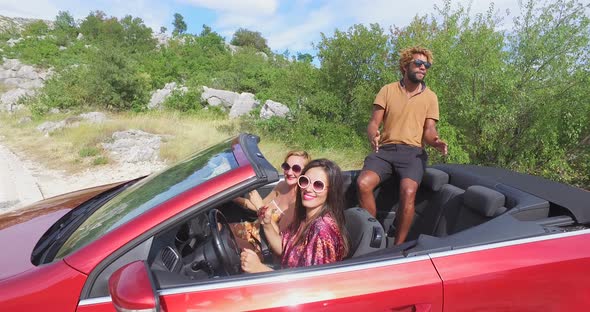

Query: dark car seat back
381;168;450;237
344;207;386;258
435;185;507;236
407;183;465;241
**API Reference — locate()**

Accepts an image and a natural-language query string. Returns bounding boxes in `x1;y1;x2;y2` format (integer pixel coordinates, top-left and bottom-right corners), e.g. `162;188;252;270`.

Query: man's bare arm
367;105;385;152
423;118;448;155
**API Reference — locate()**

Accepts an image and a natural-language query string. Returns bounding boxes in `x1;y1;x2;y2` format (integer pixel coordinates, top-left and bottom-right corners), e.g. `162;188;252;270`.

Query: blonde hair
284;150;311;165
398;46;434;75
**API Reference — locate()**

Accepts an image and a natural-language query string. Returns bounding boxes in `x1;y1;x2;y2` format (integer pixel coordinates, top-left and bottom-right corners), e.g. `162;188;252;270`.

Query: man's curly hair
398;46;434;75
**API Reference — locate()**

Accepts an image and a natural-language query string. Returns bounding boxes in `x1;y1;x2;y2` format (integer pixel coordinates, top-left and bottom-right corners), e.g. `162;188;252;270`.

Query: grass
78;146;100;157
0;108;367;174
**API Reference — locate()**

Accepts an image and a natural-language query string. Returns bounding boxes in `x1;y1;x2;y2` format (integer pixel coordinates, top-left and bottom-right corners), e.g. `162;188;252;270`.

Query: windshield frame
52;138;239;260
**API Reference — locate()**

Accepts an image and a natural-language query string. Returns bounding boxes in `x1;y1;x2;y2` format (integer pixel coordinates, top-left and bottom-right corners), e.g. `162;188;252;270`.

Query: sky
0;0;527;55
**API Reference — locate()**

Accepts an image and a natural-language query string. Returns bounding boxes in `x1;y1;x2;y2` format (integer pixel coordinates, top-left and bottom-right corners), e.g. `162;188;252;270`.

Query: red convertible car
1;133;589;311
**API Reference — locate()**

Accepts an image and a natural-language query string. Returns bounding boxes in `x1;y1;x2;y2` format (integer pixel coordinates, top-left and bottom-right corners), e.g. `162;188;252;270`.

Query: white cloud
0;0;525;53
0;0;171;33
180;0;278;15
0;0;58;20
266;6;337;52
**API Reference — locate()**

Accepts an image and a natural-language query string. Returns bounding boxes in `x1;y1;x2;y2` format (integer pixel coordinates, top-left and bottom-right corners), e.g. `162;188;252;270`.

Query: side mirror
108;260;160;312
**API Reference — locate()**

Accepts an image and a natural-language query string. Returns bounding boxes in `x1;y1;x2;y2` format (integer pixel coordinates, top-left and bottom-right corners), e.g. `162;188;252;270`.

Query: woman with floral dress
241;159;349;272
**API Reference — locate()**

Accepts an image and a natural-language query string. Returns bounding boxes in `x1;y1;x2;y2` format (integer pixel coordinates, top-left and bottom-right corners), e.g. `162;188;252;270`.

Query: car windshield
55;138;239;259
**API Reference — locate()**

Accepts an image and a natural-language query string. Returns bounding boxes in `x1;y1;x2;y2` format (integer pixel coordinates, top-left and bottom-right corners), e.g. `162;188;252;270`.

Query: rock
102;129;162;163
260;100;290;119
148;82;187;110
229;92;259;118
36;120;66;134
16;65;38;80
6;38;23;47
18;116;32;124
201;86;238;109
0;70;16;79
79;112;108;123
1;59;22;71
0;88;34;112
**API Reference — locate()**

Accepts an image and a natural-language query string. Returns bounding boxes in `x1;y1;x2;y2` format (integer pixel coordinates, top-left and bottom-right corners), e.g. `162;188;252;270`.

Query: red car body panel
0;182;127;281
0;209;69;280
0;260;87;311
78;257;443;312
0;182;127;231
432;232;590;311
66;165;256;274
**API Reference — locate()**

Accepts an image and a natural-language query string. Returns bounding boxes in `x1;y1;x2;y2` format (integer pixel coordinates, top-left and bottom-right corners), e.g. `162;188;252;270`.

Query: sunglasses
281;162;302;174
413;59;432;69
297;175;327;193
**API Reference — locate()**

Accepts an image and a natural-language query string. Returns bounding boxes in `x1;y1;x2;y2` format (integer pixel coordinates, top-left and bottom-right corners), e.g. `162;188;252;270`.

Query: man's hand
432;136;448;156
370;129;381;152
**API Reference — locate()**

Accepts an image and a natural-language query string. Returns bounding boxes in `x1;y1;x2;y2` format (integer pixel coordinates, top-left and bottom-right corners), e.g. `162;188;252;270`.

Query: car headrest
421;168;449;191
464;185;507;217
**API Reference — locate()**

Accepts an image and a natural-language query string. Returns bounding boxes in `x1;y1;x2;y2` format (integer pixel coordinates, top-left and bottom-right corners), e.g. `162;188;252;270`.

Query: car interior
150;164;586;281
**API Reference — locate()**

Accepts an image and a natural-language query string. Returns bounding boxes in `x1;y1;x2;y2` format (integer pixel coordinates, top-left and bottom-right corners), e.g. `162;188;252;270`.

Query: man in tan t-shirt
357;46;448;245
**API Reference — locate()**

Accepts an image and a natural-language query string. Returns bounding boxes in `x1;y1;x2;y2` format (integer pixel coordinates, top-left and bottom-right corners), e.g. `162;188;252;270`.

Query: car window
55;139;239;259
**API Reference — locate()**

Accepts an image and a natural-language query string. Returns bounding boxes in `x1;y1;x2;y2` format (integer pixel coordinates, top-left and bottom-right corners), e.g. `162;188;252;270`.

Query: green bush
163;88;202;112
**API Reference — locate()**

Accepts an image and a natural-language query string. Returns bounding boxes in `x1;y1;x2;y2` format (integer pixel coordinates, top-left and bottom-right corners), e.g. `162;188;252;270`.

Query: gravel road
0;143;44;212
0;140;166;215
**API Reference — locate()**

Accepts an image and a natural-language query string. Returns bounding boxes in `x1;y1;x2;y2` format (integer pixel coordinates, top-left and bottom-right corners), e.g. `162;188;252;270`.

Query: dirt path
0;142;44;211
0;139;166;215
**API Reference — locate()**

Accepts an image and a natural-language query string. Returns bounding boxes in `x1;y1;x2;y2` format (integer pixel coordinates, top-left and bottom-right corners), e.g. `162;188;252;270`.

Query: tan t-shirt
374;81;439;147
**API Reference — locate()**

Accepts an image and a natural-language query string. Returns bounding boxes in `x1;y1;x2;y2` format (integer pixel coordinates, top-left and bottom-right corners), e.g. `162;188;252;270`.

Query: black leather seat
434;185;507;236
344;207;386;258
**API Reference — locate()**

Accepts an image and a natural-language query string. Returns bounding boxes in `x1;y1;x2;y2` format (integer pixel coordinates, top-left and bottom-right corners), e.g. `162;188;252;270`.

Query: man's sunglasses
281;162;302;174
297;175;327;193
413;59;432;69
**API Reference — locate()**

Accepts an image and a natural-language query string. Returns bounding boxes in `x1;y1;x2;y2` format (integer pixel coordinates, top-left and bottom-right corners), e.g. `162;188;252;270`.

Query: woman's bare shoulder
275;180;290;194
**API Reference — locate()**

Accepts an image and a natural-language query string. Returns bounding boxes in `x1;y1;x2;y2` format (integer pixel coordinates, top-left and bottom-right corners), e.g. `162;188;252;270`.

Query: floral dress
281;214;345;268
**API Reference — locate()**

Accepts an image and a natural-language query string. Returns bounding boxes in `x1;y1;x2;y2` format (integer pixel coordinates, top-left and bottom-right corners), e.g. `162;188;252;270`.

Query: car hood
0;182;125;280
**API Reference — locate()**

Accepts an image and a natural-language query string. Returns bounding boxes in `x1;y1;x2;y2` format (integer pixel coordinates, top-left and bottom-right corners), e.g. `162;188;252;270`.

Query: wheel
208;209;241;275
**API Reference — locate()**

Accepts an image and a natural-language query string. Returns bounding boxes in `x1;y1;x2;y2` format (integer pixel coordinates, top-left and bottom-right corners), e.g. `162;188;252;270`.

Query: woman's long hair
289;159;349;256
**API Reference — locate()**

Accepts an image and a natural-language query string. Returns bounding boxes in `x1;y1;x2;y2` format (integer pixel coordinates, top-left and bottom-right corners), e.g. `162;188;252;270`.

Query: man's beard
408;70;424;83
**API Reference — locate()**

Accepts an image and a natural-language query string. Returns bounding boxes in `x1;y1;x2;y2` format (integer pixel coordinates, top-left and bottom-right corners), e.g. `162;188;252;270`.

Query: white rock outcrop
0;58;53;112
229;92;259;118
148;82;188;110
101;129;162;163
260;99;290;119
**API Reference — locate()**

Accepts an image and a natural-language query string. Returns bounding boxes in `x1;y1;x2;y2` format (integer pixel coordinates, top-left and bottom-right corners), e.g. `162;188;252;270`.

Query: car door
155;256;442;311
431;231;590;311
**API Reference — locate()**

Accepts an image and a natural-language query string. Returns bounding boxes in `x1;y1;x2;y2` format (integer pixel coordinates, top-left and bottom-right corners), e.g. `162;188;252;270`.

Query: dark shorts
362;144;428;184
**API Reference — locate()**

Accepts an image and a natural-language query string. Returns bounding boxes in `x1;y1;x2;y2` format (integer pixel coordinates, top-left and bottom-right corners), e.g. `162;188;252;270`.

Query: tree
79;10;108;41
230;28;270;53
22;20;50;37
172;13;187;36
315;23;393;130
119;15;156;53
160;26;167;34
296;52;313;63
55;11;76;32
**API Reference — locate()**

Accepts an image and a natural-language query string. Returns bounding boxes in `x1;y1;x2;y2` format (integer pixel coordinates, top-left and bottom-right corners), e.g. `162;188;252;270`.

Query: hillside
0;2;589;190
0;15;51;33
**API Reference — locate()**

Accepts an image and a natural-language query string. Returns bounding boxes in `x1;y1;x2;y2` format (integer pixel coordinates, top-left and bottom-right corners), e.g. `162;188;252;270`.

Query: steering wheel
208;209;241;275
